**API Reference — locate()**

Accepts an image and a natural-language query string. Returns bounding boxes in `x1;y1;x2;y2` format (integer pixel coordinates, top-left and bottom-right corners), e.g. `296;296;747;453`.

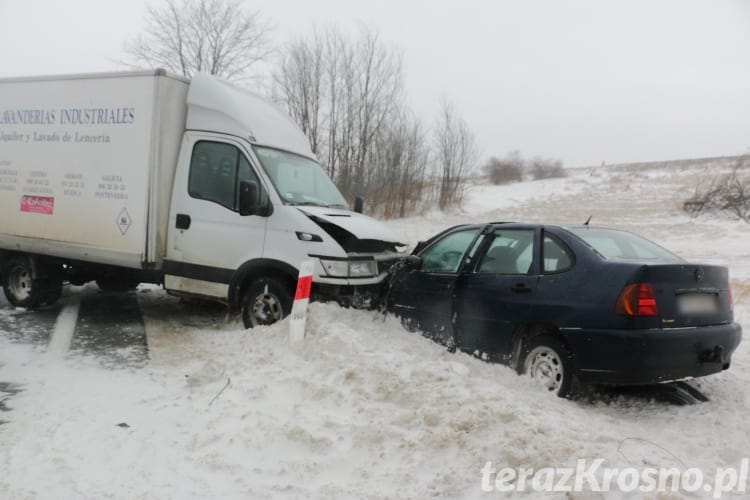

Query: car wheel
2;256;43;308
241;277;293;328
519;335;573;397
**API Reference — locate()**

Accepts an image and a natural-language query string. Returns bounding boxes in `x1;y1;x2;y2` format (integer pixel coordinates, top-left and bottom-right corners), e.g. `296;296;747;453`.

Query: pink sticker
20;195;54;215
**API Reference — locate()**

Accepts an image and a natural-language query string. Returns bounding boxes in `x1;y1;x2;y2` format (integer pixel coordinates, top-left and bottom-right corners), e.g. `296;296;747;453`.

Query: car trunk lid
635;264;733;327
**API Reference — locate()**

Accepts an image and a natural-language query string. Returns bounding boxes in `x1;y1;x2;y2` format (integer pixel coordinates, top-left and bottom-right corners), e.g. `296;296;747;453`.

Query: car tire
518;335;574;397
241;277;293;328
2;256;44;308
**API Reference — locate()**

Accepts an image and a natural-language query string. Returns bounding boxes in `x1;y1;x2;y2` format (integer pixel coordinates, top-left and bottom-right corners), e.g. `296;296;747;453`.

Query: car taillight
615;283;658;317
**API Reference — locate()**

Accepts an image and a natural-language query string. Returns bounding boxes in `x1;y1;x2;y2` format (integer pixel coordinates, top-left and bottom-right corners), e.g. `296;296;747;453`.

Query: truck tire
241;277;293;328
2;256;44;308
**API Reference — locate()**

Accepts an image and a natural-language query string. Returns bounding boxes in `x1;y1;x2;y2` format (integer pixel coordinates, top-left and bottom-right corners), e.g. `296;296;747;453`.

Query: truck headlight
320;260;349;277
319;259;377;278
348;260;378;277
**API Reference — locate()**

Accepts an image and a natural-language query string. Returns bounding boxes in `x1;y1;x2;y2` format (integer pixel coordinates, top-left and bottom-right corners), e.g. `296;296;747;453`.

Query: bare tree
123;0;273;81
529;155;566;180
349;28;403;197
684;158;750;221
367;112;430;218
482;153;524;185
274;25;404;203
434;99;479;210
274;29;325;154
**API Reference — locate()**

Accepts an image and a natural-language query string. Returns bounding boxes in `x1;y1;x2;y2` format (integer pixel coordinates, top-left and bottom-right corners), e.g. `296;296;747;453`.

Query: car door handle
511;283;532;293
176;213;191;230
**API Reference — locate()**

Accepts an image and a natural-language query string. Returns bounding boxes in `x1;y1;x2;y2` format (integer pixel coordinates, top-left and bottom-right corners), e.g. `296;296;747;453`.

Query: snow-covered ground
1;162;748;499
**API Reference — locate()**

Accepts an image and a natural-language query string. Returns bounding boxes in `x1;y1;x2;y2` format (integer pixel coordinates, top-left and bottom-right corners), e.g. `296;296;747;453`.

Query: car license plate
677;294;717;315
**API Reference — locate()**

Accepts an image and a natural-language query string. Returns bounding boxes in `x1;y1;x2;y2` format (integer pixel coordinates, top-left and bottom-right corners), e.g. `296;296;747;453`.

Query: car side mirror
239;180;261;216
353;196;364;214
405;254;422;269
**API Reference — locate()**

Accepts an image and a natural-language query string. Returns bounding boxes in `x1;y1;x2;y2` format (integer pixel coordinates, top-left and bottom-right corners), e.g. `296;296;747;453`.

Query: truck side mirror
239;180;260;216
353;196;364;214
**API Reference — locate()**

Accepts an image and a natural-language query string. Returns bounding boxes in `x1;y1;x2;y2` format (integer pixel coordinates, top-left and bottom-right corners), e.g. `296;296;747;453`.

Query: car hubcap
8;265;32;302
251;285;282;326
525;346;564;392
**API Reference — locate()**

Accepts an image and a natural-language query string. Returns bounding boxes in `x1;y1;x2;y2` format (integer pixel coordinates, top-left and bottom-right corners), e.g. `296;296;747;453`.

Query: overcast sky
1;0;748;166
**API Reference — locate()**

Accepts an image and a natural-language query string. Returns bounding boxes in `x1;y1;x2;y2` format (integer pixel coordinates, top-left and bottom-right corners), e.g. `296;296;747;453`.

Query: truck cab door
165;133;270;298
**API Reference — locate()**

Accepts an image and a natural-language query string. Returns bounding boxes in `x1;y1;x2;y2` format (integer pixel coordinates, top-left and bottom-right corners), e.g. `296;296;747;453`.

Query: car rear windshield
567;227;683;262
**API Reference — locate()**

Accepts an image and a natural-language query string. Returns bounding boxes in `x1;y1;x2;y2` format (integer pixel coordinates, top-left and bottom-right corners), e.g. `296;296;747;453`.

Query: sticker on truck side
20;195;54;215
116;207;132;235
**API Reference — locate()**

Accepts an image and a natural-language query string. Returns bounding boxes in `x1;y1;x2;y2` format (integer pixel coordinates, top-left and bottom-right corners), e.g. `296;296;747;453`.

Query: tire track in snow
46;295;81;359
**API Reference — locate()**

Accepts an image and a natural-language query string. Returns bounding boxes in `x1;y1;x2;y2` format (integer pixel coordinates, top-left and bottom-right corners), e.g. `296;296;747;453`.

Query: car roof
436;222;624;237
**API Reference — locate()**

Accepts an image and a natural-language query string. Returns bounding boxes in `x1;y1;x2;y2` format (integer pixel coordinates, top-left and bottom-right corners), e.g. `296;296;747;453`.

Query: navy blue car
387;223;742;396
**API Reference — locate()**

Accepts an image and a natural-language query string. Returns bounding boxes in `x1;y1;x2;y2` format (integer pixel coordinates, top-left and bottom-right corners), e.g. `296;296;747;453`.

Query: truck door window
189;141;259;212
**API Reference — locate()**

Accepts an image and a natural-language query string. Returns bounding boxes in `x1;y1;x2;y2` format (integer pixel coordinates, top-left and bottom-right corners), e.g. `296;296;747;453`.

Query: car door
165;134;269;298
454;227;540;359
390;228;482;345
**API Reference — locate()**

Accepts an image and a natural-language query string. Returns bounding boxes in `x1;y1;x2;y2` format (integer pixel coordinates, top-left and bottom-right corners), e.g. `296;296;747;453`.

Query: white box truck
0;70;404;327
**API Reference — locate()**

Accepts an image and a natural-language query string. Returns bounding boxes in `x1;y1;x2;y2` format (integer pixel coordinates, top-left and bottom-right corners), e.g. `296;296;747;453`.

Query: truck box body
0;71;188;268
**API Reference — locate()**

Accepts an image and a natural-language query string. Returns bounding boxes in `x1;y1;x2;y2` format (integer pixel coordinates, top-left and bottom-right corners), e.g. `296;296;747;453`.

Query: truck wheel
2;256;44;308
517;335;574;398
242;277;292;328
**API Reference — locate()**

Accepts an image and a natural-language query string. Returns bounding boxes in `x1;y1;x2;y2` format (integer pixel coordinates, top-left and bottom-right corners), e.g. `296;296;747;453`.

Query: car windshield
252;146;348;208
568;227;683;262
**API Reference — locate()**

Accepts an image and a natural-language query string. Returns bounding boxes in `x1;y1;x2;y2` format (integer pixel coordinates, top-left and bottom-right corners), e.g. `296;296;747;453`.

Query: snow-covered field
1;161;749;499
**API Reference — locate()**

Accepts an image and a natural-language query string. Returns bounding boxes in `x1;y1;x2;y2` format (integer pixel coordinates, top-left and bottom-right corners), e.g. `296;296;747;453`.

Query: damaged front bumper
310;251;406;309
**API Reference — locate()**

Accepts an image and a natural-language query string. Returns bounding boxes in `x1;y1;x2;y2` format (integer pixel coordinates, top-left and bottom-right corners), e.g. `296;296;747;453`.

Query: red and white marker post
289;259;314;344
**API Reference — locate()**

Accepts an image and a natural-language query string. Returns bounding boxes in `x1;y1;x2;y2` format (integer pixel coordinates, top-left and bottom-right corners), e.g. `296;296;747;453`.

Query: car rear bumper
560;322;742;386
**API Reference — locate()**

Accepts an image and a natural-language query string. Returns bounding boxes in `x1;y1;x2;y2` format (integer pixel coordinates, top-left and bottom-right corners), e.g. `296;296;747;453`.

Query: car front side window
420;229;479;273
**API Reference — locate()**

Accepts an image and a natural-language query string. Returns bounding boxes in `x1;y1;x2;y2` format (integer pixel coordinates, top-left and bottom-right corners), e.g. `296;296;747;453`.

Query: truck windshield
253;146;348;209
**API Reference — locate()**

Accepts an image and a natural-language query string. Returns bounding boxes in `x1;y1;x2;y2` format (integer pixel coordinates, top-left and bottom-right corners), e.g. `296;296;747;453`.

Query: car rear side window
420;229;479;273
543;233;574;273
568;227;682;262
477;229;534;275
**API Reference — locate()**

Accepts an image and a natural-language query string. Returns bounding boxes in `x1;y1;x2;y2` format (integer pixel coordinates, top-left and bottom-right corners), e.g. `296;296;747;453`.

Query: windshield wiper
287;201;321;206
288;201;348;209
